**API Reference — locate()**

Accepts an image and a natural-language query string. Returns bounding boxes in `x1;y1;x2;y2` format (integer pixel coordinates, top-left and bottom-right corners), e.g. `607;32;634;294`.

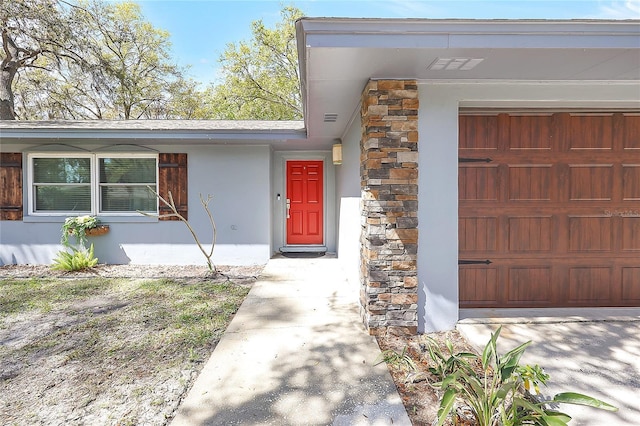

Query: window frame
27;152;159;217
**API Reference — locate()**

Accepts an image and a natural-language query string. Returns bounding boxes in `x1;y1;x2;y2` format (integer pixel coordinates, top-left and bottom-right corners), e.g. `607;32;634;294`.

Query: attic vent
428;57;484;71
324;113;338;123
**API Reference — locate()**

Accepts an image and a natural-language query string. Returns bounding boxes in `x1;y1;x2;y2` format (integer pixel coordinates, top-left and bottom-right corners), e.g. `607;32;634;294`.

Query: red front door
286;160;323;245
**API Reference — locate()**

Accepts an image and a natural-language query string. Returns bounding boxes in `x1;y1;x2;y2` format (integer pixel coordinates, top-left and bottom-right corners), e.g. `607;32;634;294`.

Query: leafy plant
422;335;476;381
52;244;99;271
517;364;550;395
436;326;618;426
54;215;101;271
61;215;99;247
375;346;417;372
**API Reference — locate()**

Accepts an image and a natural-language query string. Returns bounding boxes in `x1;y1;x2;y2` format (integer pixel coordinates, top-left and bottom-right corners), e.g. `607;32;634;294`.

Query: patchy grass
0;276;251;425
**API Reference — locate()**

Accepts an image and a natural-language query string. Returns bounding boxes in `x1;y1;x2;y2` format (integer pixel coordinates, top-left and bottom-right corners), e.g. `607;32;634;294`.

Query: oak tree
205;6;303;120
4;0;194;120
0;0;83;120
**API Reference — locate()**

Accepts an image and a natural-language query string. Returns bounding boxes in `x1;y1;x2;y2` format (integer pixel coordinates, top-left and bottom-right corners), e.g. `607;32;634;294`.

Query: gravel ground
0;263;264;280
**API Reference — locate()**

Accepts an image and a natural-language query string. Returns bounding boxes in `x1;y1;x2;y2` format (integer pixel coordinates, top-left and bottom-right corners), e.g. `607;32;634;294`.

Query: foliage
3;0;196;120
5;2;304;120
422;335;476;381
436;327;618;426
139;188;217;273
54;215;100;271
0;0;84;119
52;244;98;271
204;5;303;120
60;215;99;247
375;346;417;371
64;0;186;119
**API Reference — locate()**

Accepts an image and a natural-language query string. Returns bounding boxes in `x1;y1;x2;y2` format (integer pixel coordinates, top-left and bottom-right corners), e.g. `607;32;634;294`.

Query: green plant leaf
445;339;454;354
437;388;457;426
441;371;458;388
553;392;618;411
499;340;531;380
513;397;544;415
540;410;572;426
482;326;501;369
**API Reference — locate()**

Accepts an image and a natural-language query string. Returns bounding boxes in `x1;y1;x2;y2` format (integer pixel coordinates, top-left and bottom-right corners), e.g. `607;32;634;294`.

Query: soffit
297;19;640;140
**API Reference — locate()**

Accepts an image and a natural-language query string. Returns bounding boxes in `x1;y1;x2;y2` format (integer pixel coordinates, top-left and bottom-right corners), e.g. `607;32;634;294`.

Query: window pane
33;158;91;183
100;158;156;184
35;185;91;211
101;186;156;212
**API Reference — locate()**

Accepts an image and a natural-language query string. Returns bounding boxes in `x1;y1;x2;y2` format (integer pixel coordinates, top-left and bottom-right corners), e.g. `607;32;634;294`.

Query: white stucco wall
418;81;640;332
335;118;362;288
0;143;272;266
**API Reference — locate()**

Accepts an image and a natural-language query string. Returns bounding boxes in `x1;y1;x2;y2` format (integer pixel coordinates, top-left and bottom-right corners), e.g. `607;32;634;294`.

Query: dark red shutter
158;153;188;221
0;153;23;220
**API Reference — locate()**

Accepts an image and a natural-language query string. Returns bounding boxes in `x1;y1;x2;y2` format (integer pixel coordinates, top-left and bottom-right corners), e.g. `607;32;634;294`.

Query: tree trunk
0;66;17;120
1;31;19;120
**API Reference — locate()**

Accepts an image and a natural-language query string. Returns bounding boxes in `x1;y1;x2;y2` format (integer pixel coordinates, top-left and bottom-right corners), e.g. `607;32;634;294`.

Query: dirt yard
0;264;262;426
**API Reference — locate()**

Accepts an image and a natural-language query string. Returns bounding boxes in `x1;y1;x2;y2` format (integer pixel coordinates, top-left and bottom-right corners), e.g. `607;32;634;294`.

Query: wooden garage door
459;112;640;308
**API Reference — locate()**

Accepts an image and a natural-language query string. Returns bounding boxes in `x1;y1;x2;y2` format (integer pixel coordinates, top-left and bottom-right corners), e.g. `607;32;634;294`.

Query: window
99;157;157;213
28;153;158;215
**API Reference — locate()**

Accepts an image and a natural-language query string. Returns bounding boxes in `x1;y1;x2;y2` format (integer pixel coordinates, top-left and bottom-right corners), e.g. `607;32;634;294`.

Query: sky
133;0;640;85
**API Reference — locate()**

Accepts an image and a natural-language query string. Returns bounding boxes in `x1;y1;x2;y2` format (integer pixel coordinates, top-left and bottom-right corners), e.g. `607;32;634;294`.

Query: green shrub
422;335;476;381
436;326;617;426
375;346;417;371
52;245;98;272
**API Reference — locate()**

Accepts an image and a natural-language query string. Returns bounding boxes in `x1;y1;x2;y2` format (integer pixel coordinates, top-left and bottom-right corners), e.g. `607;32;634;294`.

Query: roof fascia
297;18;640;49
296;17;311;132
0;128;308;141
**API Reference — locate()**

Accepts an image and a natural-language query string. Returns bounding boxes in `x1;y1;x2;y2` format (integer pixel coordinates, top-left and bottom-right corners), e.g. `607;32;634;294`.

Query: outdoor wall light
332;141;343;165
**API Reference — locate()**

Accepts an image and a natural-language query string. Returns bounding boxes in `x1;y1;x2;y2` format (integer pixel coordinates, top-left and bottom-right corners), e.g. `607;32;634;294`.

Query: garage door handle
459;157;493;163
459;259;493;265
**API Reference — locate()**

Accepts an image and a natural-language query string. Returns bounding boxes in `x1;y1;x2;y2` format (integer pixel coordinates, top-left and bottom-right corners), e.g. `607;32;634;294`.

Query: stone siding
360;80;419;336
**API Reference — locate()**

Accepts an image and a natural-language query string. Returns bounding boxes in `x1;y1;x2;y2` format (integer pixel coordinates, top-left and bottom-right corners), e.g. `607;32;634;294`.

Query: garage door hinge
459;259;493;265
459;157;493;163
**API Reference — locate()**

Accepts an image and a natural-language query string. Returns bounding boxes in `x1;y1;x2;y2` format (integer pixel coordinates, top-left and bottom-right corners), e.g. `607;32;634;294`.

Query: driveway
457;308;640;426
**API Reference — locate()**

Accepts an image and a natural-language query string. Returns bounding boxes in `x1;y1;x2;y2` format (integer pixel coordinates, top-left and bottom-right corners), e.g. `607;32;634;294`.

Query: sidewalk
171;255;411;426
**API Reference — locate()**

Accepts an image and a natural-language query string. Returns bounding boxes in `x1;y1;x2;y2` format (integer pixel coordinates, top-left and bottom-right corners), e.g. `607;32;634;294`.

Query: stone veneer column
360;79;419;336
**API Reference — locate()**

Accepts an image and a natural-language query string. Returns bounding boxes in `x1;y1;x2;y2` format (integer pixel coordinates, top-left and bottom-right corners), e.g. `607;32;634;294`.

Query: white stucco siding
418;86;460;333
336;118;362;288
0;144;272;266
418;81;640;332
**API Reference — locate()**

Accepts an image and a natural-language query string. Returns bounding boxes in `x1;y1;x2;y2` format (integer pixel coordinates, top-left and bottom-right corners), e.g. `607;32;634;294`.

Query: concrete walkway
171;255;411;426
458;308;640;426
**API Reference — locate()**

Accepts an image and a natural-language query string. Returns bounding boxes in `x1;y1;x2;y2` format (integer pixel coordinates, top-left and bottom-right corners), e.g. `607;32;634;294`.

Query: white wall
0;143;272;266
335;118;362;288
418;81;640;332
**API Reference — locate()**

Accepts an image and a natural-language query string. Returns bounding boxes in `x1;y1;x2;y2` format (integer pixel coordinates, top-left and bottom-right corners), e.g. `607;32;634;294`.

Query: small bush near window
54;215;100;271
52;245;99;271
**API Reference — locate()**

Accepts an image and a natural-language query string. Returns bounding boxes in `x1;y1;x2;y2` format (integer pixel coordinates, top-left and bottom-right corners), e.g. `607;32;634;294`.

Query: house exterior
1;19;639;334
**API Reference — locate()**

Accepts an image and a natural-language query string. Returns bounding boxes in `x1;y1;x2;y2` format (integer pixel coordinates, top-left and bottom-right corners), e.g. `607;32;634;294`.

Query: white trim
419;79;640;86
27;153;93;216
26;152;158;217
